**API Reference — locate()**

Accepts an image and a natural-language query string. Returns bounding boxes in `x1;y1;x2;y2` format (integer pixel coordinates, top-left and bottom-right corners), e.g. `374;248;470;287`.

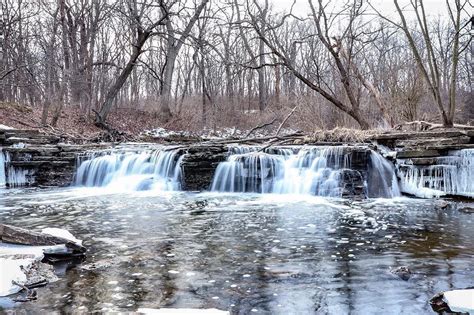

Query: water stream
399;149;474;198
0;145;473;313
0;188;472;313
74;148;183;192
211;146;400;198
0;150;29;188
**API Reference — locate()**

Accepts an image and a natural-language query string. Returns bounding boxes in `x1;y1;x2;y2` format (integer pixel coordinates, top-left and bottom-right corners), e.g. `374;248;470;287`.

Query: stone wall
180;144;227;191
0;129;109;187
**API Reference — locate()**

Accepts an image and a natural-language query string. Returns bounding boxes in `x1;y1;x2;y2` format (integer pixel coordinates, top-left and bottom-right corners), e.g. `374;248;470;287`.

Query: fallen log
0;224;86;253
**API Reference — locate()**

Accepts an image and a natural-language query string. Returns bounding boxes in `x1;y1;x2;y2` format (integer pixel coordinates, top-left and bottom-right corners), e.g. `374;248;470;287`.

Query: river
1;187;472;314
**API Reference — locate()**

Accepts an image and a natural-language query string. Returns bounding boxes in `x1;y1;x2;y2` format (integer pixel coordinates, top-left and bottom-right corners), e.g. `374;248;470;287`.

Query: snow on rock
41;228;83;246
0;228;81;297
0;257;31;296
443;289;474;313
141;126;299;141
0;243;60;296
0;124;14;130
137;308;230;315
141;127;191;138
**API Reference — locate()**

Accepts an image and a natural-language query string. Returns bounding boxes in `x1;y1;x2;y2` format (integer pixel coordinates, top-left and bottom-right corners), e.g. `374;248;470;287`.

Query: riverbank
1;126;473;200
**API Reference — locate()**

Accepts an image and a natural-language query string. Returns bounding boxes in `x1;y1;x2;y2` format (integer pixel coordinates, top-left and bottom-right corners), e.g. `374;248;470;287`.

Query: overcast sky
269;0;450;19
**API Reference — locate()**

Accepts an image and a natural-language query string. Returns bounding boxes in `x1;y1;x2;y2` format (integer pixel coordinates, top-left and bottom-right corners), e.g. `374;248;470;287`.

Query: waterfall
211;146;357;197
399;149;474;198
367;151;401;198
74;149;183;191
0;150;30;188
211;145;402;198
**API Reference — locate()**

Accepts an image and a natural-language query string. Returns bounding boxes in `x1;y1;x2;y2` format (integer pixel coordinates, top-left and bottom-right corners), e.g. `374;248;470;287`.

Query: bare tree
375;0;471;127
158;0;210;122
94;0;169;127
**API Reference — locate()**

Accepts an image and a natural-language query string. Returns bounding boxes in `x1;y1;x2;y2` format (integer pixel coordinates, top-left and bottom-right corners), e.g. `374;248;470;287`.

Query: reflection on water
0;188;473;314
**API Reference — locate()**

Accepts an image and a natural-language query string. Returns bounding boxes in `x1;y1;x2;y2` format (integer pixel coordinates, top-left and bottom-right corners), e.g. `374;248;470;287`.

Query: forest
0;0;472;136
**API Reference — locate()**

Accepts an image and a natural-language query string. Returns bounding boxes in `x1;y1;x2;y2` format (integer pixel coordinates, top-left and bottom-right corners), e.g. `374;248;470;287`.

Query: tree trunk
258;37;266;111
159;0;209;122
95;31;150;125
159;47;177;122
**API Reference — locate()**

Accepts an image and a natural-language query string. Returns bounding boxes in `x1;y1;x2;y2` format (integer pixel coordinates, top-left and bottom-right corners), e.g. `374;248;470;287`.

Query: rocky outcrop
373;129;474;199
339;169;365;199
180;144;227;191
2;127;472;199
0;129;60;146
1;128;110;187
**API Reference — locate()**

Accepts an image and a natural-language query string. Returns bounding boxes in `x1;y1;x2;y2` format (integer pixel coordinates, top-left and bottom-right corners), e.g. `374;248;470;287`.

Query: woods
0;0;472;132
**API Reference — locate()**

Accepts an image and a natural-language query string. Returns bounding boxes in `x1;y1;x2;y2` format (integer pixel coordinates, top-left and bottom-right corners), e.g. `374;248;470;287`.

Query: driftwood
208;131;305;145
0;224;85;253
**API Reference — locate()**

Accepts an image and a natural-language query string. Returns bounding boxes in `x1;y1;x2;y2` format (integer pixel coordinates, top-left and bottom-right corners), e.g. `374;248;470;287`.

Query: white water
74;149;183;191
211;146;400;198
367;151;401;198
399;149;474;198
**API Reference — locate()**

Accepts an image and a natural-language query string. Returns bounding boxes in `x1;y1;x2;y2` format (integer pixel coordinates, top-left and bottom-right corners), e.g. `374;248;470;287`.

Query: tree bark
95;31;150;125
159;0;210;122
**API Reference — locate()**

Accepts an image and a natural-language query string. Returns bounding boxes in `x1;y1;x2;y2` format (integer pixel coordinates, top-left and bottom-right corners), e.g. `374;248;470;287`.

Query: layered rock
180;144;227;191
373;129;474;199
0;129;110;187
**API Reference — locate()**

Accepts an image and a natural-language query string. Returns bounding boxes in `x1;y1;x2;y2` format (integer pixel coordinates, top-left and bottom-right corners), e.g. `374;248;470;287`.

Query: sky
269;0;450;19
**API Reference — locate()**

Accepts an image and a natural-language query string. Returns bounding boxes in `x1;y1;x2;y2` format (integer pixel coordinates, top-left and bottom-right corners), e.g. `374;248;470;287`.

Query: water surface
0;188;472;314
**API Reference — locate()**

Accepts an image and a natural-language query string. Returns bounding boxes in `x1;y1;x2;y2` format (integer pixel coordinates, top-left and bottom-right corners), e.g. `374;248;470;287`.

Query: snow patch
0;228;80;297
0;124;14;130
0;243;65;296
41;228;83;246
443;289;474;313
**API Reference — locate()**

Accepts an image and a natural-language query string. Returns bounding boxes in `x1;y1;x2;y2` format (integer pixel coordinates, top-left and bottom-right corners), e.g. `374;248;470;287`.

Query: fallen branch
257;138;296;152
394;120;474;131
245;117;278;138
275;105;298;136
207;131;304;145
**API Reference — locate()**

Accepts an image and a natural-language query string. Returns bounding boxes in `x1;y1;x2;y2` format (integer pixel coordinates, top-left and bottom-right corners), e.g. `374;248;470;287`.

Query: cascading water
367;151;401;198
211;145;402;198
74;149;183;191
273;147;352;196
399;149;474;198
211;146;372;197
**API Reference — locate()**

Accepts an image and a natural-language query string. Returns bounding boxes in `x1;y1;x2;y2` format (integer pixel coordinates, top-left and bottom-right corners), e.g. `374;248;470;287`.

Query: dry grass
0;100;390;144
310;127;381;143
